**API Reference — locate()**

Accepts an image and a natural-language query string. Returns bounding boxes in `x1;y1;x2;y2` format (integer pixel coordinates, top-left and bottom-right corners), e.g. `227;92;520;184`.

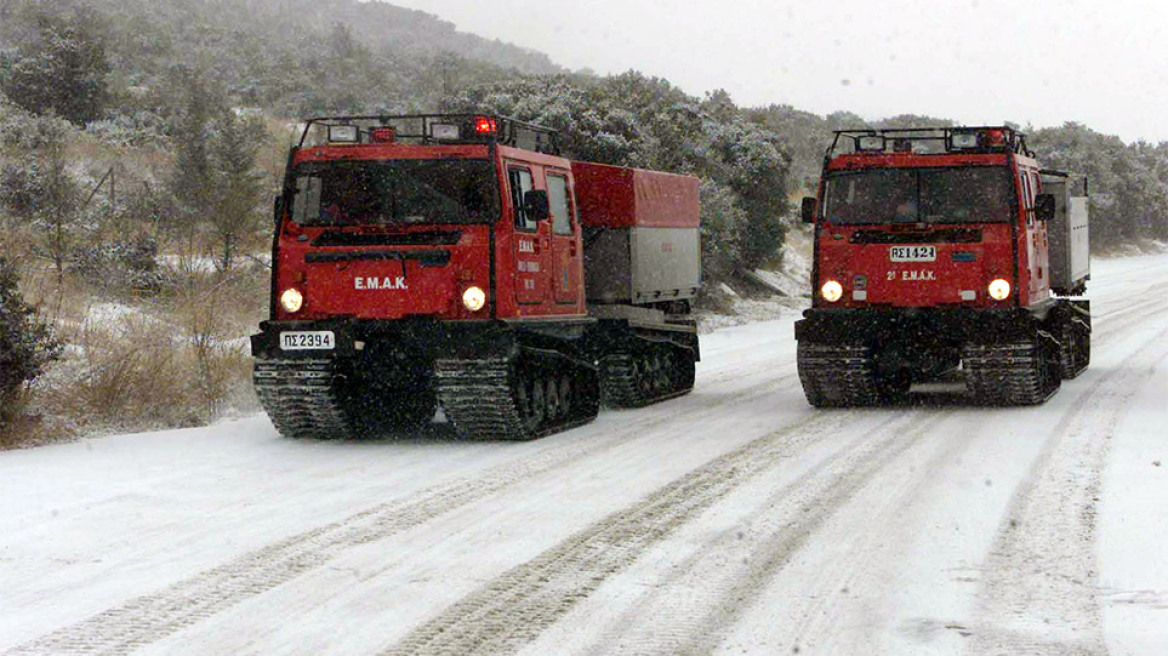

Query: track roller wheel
555;374;572;419
436;350;599;441
601;343;695;408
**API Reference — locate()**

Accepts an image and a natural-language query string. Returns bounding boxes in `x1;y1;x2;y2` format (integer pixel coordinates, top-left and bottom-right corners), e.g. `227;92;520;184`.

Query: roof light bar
431;123;460;140
855;135;885;152
950;131;980;149
327;125;358;143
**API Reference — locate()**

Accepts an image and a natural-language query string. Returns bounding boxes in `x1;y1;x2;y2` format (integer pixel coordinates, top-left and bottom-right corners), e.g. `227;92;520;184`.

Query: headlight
821;280;844;303
988;278;1011;301
280;288;304;313
462;286;486;312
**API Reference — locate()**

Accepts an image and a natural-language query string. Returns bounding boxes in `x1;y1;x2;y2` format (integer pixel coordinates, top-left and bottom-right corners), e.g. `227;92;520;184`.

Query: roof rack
296;113;561;155
826;126;1032;162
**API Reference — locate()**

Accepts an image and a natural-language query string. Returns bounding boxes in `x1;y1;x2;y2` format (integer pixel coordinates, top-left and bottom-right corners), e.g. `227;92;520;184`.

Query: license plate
280;331;335;351
890;245;936;262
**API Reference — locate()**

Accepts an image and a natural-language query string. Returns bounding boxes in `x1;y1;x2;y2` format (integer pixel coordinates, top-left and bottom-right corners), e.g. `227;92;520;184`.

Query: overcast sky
386;0;1168;144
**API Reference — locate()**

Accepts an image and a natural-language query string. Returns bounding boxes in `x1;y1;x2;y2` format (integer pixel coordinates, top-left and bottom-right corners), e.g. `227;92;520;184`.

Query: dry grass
4;256;267;448
0;120;287;448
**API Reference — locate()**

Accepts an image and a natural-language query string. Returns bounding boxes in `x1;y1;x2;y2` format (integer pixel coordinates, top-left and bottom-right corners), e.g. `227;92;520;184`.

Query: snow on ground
2;252;1167;655
697;239;812;334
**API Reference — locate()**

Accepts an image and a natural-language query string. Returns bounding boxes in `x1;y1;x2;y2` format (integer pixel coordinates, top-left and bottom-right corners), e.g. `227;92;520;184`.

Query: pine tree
0;257;60;427
0;6;110;125
209;111;265;273
165;69;218;269
169;69;215;213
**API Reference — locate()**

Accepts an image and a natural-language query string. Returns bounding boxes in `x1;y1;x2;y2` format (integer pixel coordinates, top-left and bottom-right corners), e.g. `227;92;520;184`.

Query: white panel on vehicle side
630;227;701;303
1069;197;1090;283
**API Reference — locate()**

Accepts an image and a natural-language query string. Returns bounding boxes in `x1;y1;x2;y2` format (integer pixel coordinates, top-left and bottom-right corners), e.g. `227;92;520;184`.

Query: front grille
849;228;982;244
312;230;462;247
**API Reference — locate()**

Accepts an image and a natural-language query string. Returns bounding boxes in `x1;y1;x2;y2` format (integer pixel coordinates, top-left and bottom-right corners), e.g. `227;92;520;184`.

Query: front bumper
250;317;518;362
795;306;1049;345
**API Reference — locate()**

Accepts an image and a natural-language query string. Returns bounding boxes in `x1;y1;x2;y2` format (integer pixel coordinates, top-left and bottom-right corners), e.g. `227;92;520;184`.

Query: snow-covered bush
84;111;169;148
0;93;77;150
70;236;164;293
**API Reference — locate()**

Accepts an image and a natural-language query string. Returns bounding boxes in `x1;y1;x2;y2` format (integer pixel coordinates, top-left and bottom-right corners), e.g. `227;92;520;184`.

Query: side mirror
1035;193;1055;222
273;194;285;225
801;196;817;224
524;189;550;222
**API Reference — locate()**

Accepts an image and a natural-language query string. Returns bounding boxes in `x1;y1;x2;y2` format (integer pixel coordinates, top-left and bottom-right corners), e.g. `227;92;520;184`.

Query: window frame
546;171;575;236
508;166;536;232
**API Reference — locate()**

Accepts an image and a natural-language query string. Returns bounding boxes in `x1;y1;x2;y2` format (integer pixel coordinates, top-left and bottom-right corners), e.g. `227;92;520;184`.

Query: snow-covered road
3;253;1167;656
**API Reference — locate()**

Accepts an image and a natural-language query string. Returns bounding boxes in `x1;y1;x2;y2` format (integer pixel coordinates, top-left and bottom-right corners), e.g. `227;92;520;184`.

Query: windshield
823;167;1014;224
289;159;498;226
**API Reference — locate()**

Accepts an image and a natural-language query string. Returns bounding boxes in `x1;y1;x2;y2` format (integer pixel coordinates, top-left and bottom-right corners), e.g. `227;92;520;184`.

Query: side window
1030;171;1043;226
547;173;573;236
1019;171;1034;223
508;167;534;231
291;176;321;224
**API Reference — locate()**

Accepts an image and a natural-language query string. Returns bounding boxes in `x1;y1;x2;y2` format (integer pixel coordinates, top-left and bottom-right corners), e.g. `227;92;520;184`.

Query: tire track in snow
1092;295;1168;345
589;301;1168;656
581;410;954;656
3;359;797;656
967;320;1168;655
380;410;930;656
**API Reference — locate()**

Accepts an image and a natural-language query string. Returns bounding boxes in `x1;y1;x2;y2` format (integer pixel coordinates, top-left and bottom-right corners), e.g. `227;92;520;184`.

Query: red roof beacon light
983;129;1007;147
369;127;396;143
474;116;497;135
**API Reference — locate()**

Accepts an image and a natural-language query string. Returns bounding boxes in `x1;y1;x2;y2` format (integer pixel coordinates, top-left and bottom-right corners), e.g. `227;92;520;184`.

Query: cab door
546;170;582;306
507;164;551;307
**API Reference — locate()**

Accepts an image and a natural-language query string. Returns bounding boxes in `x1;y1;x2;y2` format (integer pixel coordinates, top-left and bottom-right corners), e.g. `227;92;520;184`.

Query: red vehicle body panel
273;142;589;323
813;151;1050;310
273;222;492;323
571;162;700;228
496;145;587;318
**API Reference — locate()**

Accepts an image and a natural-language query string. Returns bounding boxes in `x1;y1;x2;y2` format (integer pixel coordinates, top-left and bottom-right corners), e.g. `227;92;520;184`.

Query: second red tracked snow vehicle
251;114;700;439
796;126;1090;406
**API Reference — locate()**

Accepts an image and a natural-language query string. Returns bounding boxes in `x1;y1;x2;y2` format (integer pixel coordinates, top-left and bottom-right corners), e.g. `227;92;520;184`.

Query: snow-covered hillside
2;252;1167;655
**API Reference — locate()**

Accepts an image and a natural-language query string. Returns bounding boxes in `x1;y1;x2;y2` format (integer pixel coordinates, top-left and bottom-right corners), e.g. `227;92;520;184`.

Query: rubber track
1059;318;1091;380
962;340;1058;405
796;343;880;407
600;345;695;409
435;357;595;441
253;359;354;439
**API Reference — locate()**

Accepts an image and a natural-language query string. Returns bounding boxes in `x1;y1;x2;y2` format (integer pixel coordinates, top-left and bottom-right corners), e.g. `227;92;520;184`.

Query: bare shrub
40;312;203;432
29;267;266;438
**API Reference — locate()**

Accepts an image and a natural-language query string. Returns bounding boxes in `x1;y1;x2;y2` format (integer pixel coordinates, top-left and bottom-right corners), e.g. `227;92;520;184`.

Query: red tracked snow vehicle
796;126;1090;406
251;114;700;439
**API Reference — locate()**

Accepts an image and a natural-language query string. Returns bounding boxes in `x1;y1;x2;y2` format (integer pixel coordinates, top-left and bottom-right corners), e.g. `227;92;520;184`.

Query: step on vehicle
252;114;701;439
796;126;1090;406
